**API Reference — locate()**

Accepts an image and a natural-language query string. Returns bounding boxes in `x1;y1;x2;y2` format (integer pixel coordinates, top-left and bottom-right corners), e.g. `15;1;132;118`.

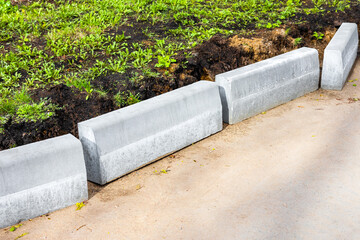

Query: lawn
0;0;359;150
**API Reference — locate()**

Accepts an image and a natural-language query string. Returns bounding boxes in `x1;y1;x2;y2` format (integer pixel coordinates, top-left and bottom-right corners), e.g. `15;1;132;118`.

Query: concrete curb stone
78;81;223;185
321;23;359;90
216;47;320;124
0;134;88;228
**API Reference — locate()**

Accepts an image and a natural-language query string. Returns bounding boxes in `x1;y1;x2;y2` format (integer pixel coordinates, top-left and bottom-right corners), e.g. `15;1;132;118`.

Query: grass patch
0;0;358;144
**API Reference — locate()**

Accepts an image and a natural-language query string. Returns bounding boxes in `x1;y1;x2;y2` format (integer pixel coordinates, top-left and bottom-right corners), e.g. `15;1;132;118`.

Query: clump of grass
16;100;59;122
0;87;60;123
114;91;141;108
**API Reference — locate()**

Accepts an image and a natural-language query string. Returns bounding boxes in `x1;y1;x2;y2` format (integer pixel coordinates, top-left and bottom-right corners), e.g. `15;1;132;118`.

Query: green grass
0;0;356;125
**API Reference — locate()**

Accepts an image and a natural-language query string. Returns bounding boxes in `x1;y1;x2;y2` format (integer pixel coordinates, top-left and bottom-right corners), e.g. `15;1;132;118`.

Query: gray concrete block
216;47;320;124
78;81;222;185
321;23;359;90
0;134;88;229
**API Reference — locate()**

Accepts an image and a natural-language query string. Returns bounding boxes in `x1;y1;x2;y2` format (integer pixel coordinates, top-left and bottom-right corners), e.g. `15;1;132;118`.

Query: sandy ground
2;58;360;240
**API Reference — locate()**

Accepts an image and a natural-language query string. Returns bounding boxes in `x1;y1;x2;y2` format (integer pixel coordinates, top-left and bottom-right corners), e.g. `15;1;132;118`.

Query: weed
294;37;302;46
16;99;60;122
155;55;176;68
0;0;18;14
107;56;128;73
114;91;141;107
312;31;324;40
142;67;160;78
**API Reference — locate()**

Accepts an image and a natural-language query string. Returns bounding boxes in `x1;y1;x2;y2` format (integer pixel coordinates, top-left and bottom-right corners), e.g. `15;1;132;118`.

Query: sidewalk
2;58;360;240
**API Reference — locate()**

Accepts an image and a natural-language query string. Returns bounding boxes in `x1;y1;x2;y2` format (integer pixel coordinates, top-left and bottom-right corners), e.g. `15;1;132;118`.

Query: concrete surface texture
1;57;359;240
78;81;222;185
216;47;319;124
321;23;358;90
0;134;88;229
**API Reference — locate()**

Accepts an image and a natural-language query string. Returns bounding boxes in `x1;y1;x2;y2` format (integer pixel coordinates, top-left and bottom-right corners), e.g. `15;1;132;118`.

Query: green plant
155;55;176;68
131;45;153;69
312;31;324;40
42;61;63;82
0;88;32;115
294;37;302;46
142;67;160;78
114;91;141;107
107;56;128;73
127;92;141;105
114;32;131;42
311;0;351;11
0;0;18;14
129;72;143;84
16;100;60;122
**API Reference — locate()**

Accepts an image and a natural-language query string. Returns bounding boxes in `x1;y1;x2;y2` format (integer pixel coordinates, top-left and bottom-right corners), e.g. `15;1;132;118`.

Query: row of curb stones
0;22;358;229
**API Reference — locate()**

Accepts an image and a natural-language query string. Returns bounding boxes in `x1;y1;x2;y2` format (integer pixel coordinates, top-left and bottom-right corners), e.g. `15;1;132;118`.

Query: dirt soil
1;4;360;150
1;58;360;240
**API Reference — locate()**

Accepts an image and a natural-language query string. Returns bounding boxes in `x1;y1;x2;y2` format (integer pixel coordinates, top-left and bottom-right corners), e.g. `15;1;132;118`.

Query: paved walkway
2;58;360;240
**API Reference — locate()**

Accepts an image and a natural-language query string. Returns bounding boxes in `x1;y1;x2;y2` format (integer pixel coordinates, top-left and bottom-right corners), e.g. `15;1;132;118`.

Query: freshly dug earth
1;4;360;150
